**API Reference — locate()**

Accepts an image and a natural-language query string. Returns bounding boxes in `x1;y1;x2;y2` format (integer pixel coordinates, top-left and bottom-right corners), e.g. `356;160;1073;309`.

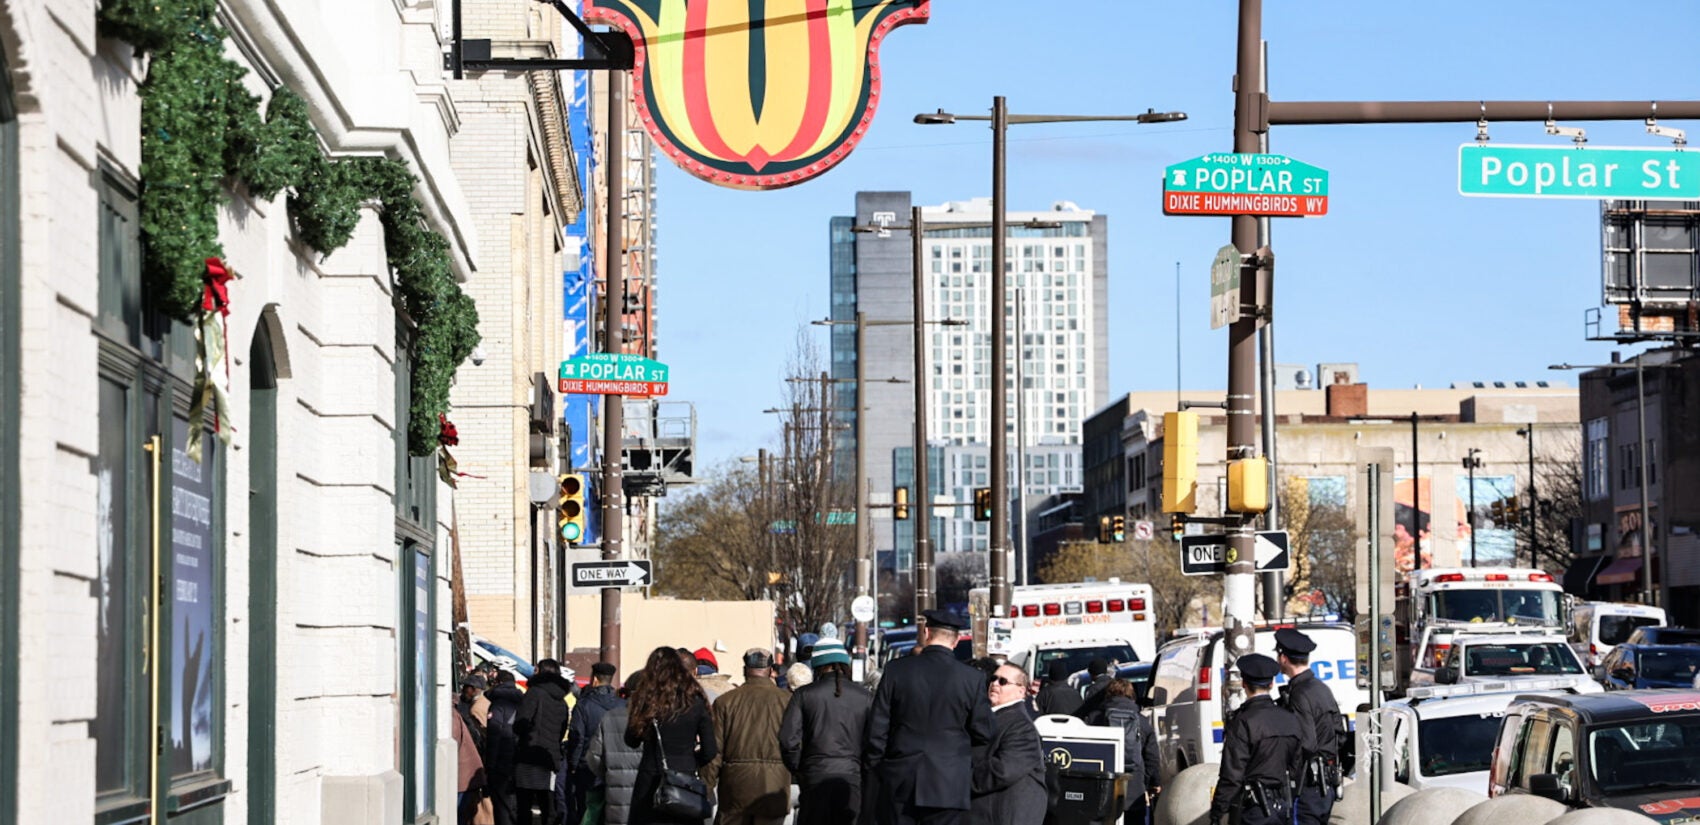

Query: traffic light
894;486;910;520
1111;515;1126;543
1170;514;1185;541
1228;456;1270;513
973;487;992;522
1097;515;1113;544
1162;411;1199;514
558;473;587;544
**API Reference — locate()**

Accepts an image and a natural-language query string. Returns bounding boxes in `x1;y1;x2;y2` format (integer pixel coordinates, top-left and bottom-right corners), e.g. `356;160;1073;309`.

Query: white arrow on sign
571;560;653;589
1254;530;1290;573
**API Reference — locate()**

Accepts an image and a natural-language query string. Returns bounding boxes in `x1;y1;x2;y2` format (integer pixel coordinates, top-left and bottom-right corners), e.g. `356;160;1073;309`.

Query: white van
1365;681;1580;793
1568;601;1667;668
1146;622;1367;783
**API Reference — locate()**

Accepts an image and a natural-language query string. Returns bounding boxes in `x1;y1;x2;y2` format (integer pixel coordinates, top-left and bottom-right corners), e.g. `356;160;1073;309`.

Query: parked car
469;632;535;687
1596;645;1700;690
1413;633;1600;694
1569;601;1667;669
1365;680;1581;792
1489;690;1700;823
1624;627;1700;647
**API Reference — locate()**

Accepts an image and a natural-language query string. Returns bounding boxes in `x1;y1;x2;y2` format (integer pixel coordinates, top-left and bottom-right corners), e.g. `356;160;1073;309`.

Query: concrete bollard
1543;809;1662;825
1379;787;1489;825
1153;763;1220;825
1454;794;1569;825
1328;778;1413;825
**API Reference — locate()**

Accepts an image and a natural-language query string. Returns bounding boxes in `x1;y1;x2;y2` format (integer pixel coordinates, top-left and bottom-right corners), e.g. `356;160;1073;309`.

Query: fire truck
968;580;1157;679
1393;566;1567;694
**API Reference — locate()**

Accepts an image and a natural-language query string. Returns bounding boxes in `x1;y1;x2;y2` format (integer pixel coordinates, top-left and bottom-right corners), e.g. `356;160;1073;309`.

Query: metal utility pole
854;311;871;663
1255;40;1281;620
1220;0;1263;703
912;206;936;614
1411;412;1421;570
1463;448;1482;567
599;74;625;667
1014;289;1029;587
1518;425;1538;569
989;96;1012;619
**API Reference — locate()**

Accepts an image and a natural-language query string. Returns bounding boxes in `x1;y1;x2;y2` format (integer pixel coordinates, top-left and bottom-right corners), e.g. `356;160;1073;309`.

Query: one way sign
1180;531;1290;576
571;560;653;589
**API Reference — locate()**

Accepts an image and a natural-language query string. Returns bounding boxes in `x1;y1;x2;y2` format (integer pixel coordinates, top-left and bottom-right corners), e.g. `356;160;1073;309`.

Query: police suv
1147;622;1366;783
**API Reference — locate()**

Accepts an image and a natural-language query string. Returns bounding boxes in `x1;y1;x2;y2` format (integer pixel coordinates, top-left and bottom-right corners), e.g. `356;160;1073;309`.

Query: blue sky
646;1;1700;469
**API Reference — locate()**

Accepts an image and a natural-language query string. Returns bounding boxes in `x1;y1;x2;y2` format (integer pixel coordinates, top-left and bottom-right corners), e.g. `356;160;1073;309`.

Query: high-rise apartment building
830;192;1108;579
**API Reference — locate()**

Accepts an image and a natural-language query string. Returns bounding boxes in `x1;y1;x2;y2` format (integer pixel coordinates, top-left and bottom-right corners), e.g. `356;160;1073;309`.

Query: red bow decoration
203;257;232;316
438;414;460;447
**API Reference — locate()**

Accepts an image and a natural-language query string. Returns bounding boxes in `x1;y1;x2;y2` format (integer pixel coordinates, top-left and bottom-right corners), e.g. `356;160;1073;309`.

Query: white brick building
0;0;491;822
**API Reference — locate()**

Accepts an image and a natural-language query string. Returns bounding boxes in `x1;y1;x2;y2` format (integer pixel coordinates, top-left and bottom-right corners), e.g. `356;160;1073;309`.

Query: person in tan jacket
709;650;793;825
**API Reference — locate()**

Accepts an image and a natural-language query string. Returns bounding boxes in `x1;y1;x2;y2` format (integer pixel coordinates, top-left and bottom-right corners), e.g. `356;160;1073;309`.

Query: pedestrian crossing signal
973;487;992;522
1097;516;1113;544
558;473;587;544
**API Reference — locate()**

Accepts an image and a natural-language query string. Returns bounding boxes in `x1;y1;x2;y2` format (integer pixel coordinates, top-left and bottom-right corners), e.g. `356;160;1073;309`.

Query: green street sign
1458;144;1700;199
1163;153;1330;217
559;353;670;396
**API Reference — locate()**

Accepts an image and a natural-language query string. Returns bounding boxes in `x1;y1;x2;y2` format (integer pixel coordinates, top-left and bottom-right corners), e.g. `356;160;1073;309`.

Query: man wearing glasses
864;609;996;825
970;664;1046;825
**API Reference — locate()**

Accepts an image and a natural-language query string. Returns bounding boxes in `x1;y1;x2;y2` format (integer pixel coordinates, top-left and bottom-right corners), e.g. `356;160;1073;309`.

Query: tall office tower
829;192;1109;582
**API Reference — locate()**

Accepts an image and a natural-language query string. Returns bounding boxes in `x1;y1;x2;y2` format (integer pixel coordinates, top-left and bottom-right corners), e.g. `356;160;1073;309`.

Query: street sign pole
600;73;625;669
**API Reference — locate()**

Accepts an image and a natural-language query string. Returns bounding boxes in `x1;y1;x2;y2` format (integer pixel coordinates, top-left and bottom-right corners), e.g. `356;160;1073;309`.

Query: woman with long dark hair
778;639;873;825
625;646;717;825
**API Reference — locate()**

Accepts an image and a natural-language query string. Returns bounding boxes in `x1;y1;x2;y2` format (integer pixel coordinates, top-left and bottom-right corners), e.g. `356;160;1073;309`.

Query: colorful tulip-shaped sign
585;0;930;189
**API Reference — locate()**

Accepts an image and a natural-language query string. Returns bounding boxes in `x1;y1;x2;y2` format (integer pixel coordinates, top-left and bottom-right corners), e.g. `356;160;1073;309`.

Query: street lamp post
1462;448;1483;567
1551;358;1672;606
915;100;1185;621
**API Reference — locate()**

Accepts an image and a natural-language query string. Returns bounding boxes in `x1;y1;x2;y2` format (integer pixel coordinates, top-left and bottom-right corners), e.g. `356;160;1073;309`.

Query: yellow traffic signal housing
558;473;587;544
1097;515;1113;544
1227;457;1270;513
973;487;992;522
1162;411;1199;514
894;486;910;520
1111;515;1126;543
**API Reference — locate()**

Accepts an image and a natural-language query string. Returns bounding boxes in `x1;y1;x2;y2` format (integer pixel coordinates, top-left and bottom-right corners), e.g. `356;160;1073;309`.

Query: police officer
1274;628;1345;825
864;609;995;825
1208;654;1303;825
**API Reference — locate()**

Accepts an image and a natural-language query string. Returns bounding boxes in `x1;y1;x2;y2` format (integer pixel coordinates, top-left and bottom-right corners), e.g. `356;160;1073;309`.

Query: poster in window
170;417;216;776
413;549;432;814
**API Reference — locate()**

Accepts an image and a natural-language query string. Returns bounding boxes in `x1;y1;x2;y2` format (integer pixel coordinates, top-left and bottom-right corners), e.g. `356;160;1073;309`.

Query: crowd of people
446;610;1167;825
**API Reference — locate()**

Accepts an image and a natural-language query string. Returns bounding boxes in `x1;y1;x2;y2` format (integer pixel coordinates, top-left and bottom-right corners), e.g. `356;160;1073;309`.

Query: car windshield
1640;649;1700;683
1036;644;1138;676
1461;642;1582;676
1431;589;1561;626
1600;615;1663;646
1588;716;1700;794
1418;713;1503;777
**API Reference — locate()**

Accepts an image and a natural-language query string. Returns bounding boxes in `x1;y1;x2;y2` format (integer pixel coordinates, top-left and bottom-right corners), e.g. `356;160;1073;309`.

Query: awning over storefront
1596;557;1643;586
1563;555;1607;594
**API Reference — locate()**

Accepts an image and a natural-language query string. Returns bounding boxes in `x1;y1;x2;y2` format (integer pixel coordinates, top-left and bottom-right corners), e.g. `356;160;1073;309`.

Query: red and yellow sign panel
585;0;929;189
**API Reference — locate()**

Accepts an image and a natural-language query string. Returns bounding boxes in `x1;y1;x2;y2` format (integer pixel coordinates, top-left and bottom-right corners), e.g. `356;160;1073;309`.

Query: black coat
781;673;874;783
969;704;1046;825
1209;695;1304;824
1034;681;1083;717
1277;669;1342;761
1083;695;1159;797
485;683;526;781
626;695;717;825
864;644;995;812
568;685;626;772
514;673;572;790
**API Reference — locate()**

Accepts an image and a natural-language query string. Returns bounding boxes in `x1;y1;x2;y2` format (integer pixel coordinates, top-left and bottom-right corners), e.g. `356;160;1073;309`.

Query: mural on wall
584;0;931;189
1391;476;1519;572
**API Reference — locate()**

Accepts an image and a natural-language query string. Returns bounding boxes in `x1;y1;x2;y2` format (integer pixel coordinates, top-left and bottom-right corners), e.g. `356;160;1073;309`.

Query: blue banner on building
564;17;601;543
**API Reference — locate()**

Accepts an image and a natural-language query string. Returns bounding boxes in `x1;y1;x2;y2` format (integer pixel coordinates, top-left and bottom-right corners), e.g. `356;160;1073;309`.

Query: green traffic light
561;522;583;542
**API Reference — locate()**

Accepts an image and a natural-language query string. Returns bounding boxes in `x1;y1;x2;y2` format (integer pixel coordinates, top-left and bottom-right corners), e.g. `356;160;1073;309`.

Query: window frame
0;43;20;823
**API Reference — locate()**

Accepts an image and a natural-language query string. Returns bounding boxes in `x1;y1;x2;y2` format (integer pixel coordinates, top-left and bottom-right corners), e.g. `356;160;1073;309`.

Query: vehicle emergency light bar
1019;598;1147;618
1429;571;1553;584
1405;675;1587;703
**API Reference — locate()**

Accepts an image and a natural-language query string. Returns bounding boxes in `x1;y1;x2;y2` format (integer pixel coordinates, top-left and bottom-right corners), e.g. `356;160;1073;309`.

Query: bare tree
1523;437;1583;578
652;461;770;601
1280;478;1358;620
935;552;987;607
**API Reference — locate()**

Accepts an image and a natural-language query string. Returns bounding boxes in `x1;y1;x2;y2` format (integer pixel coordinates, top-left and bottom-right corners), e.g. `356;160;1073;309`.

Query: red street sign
558;378;670;396
1163;191;1328;217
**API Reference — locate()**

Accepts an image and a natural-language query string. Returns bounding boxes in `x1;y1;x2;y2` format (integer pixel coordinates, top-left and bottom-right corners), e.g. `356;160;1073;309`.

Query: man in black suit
864;609;995;825
970;663;1046;825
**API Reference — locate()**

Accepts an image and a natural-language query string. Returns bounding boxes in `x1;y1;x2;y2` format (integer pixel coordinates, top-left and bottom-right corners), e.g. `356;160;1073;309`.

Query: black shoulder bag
651;719;713;820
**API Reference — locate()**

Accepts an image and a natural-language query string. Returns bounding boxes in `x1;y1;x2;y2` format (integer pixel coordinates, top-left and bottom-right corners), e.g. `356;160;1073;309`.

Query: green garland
98;0;479;455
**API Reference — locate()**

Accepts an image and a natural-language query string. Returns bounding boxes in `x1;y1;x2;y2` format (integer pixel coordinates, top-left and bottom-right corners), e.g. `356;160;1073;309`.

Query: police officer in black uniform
864;609;995;825
1208;654;1303;825
1274;628;1345;825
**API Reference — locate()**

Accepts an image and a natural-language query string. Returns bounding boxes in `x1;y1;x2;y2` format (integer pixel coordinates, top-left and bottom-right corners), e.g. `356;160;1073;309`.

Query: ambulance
969;580;1157;679
1146;622;1366;783
1394;567;1567;693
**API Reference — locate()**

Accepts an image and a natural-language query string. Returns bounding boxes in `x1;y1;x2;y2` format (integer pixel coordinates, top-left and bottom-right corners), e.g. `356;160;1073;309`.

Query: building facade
0;0;502;820
830;191;1107;577
1572;348;1700;623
